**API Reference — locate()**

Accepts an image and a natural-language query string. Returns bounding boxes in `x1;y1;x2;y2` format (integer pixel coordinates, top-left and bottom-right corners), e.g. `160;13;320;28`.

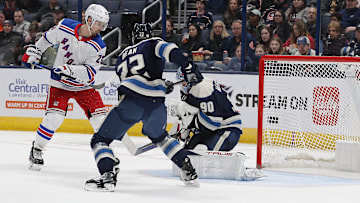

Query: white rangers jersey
35;18;106;91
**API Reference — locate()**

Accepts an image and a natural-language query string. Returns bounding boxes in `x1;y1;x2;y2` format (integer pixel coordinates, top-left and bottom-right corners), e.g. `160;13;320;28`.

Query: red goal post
257;55;360;169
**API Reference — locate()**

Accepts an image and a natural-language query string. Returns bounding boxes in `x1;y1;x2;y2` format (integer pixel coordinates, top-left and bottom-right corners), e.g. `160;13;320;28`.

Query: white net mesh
260;58;360;168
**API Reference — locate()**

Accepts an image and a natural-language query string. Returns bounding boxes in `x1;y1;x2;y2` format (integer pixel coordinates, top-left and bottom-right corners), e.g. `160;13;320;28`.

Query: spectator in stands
339;0;360;39
341;24;360;56
268;37;285;54
246;9;265;41
206;0;229;14
187;0;213;30
330;12;342;25
23;21;39;46
0;10;6;32
164;18;180;70
227;44;251;71
246;1;260;11
323;22;348;55
285;0;309;24
52;5;66;26
33;0;66;32
164;18;179;46
3;0;18;23
284;20;315;55
329;0;346;14
180;23;205;59
202;20;230;70
294;36;316;55
224;19;256;64
261;0;291;25
270;10;291;43
223;0;241;29
258;26;273;53
306;6;317;39
13;9;29;38
16;0;42;14
0;20;22;65
245;43;265;72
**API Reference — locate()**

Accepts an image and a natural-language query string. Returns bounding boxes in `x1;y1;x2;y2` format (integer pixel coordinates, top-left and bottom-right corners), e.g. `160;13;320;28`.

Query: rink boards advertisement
0;68;259;141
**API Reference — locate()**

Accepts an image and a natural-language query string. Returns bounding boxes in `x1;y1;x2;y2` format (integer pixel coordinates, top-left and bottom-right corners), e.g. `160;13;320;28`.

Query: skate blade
28;162;42;171
84;183;116;192
182;179;200;187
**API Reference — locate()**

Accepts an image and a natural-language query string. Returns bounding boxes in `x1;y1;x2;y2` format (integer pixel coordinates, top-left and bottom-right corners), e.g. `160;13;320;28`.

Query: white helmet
85;4;110;32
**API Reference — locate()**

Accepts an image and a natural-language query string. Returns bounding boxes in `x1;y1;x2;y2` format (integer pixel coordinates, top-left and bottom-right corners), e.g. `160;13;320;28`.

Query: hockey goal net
257;55;360;169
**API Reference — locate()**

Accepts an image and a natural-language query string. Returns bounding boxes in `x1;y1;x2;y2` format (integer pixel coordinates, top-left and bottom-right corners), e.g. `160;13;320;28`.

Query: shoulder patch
61;18;81;29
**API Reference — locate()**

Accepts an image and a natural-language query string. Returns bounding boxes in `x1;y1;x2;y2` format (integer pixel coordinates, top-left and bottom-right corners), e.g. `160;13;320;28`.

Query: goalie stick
31;62;114;89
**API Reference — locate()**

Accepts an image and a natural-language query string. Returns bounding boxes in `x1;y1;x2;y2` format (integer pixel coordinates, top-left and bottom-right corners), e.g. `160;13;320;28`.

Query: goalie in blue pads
169;68;242;151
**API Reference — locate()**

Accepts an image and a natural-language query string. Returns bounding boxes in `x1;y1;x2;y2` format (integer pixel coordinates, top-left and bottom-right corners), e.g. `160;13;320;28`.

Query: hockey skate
29;141;44;171
84;159;120;192
180;157;200;187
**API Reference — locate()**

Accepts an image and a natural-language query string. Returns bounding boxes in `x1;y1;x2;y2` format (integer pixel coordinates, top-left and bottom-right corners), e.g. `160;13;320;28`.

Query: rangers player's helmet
85;4;110;31
131;23;153;44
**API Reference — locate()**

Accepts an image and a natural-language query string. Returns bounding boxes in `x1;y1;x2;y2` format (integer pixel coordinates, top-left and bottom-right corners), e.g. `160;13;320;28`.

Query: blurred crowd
0;0;76;66
1;0;360;72
164;0;360;72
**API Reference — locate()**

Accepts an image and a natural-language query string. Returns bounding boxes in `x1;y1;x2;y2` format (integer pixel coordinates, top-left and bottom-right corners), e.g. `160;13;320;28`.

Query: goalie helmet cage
257;55;360;169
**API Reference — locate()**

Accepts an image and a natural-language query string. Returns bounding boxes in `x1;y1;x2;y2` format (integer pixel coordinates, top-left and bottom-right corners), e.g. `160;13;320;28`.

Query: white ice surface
1;130;360;203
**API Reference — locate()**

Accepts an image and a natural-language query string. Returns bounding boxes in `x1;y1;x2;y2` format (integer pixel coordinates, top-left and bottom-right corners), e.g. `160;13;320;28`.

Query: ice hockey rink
2;130;360;203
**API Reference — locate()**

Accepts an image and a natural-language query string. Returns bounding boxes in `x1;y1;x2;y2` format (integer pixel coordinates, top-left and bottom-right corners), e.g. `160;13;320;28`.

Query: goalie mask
85;4;110;32
132;23;153;44
176;67;191;94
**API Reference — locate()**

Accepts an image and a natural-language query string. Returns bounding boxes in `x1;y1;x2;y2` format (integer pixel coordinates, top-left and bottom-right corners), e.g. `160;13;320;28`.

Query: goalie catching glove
22;45;42;69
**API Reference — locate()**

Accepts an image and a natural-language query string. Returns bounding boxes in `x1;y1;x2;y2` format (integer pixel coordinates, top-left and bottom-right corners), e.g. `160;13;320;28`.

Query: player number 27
200;101;214;113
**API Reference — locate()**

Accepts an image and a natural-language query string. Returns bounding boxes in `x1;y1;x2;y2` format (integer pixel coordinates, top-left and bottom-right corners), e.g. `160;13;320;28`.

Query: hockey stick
32;62;111;89
121;133;157;156
120;80;186;156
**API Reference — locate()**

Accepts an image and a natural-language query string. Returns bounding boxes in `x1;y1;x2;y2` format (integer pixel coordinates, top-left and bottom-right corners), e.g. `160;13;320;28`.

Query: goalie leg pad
172;151;264;181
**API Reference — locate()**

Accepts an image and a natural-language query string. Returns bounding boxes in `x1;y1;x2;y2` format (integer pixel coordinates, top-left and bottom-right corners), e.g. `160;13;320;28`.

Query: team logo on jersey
220;84;233;98
312;86;339;126
53;101;59;106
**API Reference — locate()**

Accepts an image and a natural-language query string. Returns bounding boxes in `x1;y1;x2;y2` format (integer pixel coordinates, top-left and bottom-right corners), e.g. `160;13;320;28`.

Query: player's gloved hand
22;45;42;69
175;128;192;142
54;64;74;76
164;80;174;94
183;62;202;83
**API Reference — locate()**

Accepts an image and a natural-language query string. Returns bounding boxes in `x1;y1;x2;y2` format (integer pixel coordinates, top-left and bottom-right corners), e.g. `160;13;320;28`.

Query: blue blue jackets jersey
115;38;188;101
183;77;242;134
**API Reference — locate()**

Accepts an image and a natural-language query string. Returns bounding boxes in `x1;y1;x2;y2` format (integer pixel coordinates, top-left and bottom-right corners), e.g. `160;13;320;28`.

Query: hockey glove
183;62;203;84
54;64;74;77
22;45;42;69
164;80;174;94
